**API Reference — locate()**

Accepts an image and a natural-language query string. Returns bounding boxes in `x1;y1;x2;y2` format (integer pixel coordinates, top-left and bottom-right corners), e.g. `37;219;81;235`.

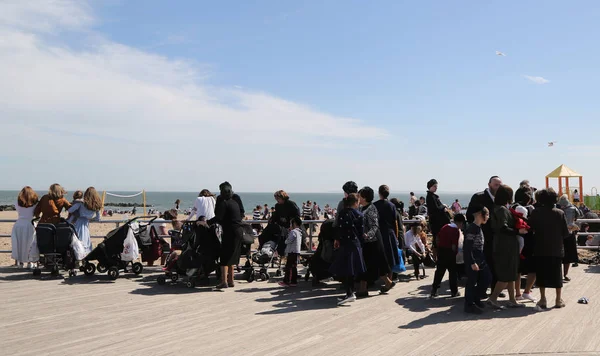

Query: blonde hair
48;183;66;200
17;186;39;208
83;187;102;211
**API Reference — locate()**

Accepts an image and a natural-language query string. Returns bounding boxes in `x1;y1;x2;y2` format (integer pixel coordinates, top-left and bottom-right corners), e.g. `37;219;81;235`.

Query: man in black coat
466;176;502;293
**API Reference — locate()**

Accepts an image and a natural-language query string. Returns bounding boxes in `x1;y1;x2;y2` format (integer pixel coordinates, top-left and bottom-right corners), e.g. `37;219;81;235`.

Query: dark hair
470;205;489;217
290;216;302;227
538;188;558;206
358;186;375;203
494;185;514;206
390;198;403;210
410;192;414;195
427;179;438;189
419;196;425;200
488;176;500;184
415;200;421;207
342;181;358;194
219;181;232;191
220;185;233;200
453;214;466;224
274;190;289;201
344;193;359;208
378;185;390;199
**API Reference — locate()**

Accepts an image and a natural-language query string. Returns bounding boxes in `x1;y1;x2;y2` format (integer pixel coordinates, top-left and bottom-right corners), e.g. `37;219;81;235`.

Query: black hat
427;179;438;189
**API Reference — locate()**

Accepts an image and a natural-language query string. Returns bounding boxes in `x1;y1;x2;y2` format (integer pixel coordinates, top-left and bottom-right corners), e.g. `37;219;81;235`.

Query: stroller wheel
275;270;282;277
157;275;166;285
171;274;179;282
186;280;196;288
107;267;119;280
260;272;269;281
247;273;255;283
132;262;143;275
32;268;42;277
83;262;96;276
69;270;77;277
50;265;59;276
97;264;107;273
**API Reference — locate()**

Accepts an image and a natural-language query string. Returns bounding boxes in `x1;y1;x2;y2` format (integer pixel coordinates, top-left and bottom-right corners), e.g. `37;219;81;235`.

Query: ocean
0;190;476;213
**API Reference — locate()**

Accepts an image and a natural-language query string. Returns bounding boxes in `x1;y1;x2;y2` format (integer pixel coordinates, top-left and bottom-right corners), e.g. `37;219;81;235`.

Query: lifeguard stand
545;164;582;200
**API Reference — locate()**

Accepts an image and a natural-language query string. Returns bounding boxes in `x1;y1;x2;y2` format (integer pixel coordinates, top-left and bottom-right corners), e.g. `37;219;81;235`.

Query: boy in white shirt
279;217;303;287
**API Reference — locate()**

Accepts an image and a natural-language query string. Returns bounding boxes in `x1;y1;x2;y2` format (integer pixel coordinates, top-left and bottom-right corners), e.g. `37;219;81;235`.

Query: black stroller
242;223;285;282
158;220;222;288
32;219;79;277
80;216;155;280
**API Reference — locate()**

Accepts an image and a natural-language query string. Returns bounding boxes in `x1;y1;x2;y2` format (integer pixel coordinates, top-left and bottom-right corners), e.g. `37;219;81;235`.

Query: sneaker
337;294;357;305
522;293;537;302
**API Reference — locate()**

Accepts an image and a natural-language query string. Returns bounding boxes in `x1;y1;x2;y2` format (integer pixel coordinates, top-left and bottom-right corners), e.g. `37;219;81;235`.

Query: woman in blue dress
68;187;102;254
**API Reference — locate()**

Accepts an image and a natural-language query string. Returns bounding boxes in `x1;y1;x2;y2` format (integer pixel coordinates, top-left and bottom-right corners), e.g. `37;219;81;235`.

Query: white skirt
11;219;36;262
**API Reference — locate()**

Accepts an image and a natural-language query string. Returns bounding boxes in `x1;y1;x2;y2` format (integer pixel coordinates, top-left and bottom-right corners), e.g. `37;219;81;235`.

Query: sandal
507;302;525;308
554;299;566;308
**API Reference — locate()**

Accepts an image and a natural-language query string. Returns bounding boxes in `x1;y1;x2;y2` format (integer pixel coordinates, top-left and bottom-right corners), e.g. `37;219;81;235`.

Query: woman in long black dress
357;187;395;297
373;185;400;279
211;184;244;290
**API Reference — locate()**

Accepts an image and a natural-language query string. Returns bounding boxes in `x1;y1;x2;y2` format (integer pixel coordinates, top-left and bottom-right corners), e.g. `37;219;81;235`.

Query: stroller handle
126;215;158;224
31;217;40;226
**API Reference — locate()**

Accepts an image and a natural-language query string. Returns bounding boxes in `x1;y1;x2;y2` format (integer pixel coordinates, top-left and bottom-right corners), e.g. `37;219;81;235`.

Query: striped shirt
253;210;262;220
303;205;313;218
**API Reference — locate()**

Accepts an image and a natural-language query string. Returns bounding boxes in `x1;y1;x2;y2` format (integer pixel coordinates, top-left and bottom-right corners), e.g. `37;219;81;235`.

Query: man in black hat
466;176;503;296
426;179;451;252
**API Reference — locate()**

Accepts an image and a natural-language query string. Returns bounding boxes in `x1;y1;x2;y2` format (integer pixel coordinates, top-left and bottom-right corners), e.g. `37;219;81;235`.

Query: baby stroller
305;219;335;285
32;218;79;277
80;216;155;280
242;222;285;282
158;220;222;288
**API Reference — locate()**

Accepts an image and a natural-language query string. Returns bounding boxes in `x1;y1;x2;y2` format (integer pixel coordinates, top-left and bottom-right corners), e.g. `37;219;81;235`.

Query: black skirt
535;256;563;288
381;229;400;269
360;239;391;282
563;233;578;264
329;238;366;277
220;225;243;266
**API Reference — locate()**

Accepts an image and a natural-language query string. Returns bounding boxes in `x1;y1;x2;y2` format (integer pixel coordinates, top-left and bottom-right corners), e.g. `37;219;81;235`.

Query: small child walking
279;216;303;287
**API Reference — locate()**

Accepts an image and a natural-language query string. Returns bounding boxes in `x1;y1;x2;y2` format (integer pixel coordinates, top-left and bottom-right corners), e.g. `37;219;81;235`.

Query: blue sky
0;0;599;193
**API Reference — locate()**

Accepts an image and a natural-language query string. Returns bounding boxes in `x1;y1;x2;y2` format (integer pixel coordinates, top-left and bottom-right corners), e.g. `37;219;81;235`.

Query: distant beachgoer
188;189;216;221
34;183;72;224
451;199;462;214
12;186;39;268
417;200;428;217
303;200;313;221
67;190;83;224
573;189;580;203
409;192;417;207
174;199;181;211
132;206;137;215
252;205;263;234
262;204;270;220
68;187;102;254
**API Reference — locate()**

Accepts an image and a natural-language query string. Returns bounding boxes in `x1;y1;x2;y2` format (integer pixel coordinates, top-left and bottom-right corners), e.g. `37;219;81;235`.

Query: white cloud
0;0;388;191
524;75;550;84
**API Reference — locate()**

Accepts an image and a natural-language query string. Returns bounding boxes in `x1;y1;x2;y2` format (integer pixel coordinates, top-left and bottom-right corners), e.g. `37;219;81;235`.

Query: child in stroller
242;222;287;282
158;218;222;288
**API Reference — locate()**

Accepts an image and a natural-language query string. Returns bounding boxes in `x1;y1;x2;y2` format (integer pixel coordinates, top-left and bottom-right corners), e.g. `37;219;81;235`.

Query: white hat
515;205;528;219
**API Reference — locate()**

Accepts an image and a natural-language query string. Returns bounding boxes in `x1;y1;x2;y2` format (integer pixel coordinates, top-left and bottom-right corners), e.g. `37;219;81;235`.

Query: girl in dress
329;193;366;306
68;187;102;254
11;186;39;268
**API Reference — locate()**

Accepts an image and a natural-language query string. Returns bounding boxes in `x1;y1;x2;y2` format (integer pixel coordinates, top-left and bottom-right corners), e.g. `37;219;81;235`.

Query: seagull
548;141;557;147
496;51;506;56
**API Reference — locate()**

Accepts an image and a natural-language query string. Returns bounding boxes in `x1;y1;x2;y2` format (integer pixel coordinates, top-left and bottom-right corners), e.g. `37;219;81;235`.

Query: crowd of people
8;176;587;311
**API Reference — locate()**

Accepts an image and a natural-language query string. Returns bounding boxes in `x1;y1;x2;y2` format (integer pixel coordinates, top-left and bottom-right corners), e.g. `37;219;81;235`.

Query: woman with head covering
528;188;569;309
425;179;451;253
211;183;244;289
558;194;582;281
487;184;526;309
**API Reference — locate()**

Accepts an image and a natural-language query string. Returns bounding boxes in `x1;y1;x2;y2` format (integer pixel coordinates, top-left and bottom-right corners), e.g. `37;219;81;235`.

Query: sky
1;0;599;194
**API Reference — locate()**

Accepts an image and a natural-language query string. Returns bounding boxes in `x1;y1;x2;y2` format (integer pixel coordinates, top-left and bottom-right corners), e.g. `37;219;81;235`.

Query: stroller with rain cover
242;223;286;282
80;216;156;280
305;219;335;285
31;218;81;277
158;219;222;288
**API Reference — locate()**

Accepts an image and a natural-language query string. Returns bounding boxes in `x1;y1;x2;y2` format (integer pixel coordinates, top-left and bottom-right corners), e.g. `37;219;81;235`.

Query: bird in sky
496;51;506;56
548;141;557;147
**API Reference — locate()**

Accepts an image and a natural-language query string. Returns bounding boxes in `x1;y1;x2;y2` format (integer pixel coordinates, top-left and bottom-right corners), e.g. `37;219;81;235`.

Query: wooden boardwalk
1;264;600;356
